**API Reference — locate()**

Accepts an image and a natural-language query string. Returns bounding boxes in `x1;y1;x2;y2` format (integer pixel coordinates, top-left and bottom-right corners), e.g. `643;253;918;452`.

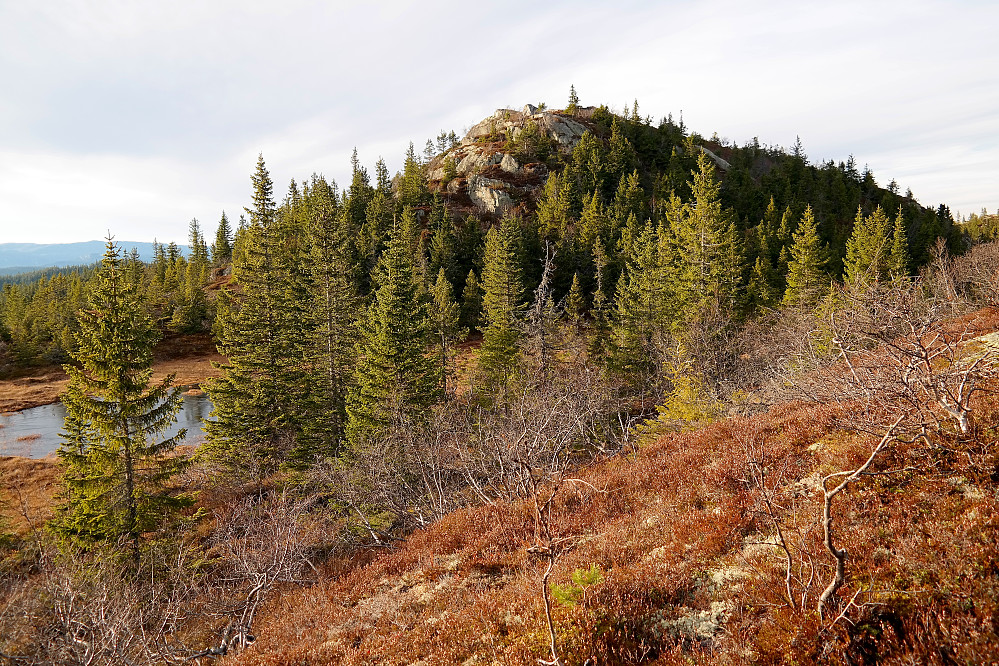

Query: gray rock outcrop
425;106;595;214
467;175;514;214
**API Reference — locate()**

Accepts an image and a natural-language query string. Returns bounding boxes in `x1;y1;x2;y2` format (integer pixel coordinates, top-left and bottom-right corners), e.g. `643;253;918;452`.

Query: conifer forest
2;96;999;665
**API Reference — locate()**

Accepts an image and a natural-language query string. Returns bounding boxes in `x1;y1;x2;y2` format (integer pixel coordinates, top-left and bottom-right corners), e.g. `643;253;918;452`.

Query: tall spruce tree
398;142;428;208
204;155;312;471
346;217;440;443
172;218;210;332
610;221;671;380
54;240;190;557
783;205;828;307
888;206;910;278
843;205;891;284
303;174;358;460
478;216;525;393
212;211;233;264
460;268;483;332
666;151;743;320
429;268;465;397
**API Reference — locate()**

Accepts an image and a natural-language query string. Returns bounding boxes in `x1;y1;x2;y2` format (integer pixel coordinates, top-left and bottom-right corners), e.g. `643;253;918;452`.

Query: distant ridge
0;241;190;274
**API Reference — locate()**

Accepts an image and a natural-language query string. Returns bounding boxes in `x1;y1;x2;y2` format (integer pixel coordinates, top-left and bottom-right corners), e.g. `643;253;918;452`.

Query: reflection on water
0;395;214;459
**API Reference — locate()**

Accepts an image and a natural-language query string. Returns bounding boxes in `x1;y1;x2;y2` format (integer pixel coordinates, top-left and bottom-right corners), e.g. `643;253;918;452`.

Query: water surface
0;394;213;458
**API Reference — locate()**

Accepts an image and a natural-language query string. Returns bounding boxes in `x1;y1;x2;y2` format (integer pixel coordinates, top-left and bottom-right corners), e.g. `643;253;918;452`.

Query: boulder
457;148;503;175
499;153;520;173
536;114;589;146
467;175;514;214
698;145;731;171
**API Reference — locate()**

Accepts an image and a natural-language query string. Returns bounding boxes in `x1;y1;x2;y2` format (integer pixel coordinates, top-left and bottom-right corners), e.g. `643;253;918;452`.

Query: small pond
0;393;213;458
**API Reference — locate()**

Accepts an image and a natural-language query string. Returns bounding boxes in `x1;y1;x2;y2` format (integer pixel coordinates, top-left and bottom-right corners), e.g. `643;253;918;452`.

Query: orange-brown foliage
0;455;59;536
221;396;997;664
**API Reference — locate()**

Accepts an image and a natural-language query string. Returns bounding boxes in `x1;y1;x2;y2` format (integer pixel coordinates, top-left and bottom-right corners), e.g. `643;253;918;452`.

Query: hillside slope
226;333;999;664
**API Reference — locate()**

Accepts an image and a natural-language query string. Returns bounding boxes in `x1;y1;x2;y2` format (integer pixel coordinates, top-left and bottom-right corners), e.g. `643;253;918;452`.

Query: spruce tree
843;205;891;284
173;218;210;332
783;205;828;307
399;142;428;208
303;174;358;460
54;240;190;557
478;217;525;393
667;152;743;320
460;269;483;332
888;206;910;278
429;268;465;396
610;221;671;380
346;218;440;443
344;148;374;234
212;211;233;264
566;84;579;115
204;155;312;471
564;272;586;322
427;195;458;286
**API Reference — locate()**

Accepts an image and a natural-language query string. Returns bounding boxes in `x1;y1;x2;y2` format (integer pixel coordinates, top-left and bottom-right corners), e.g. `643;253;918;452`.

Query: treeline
197;95;969;474
0;222;227;372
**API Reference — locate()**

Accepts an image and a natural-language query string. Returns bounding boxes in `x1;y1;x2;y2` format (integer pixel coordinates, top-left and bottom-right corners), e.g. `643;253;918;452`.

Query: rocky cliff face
426;105;594;215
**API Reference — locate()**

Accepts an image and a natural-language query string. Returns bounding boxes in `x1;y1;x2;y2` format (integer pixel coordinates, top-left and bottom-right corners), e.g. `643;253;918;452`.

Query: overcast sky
0;0;996;245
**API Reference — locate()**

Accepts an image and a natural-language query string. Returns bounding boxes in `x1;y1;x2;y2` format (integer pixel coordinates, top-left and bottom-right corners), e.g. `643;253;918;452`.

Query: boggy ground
0;333;224;413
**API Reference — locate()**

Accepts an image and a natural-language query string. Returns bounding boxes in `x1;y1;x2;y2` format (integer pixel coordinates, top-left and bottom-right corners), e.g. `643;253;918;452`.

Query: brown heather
224;391;998;665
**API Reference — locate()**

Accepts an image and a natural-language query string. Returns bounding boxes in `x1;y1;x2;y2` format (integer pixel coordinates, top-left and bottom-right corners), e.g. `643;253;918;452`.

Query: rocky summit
425;105;593;214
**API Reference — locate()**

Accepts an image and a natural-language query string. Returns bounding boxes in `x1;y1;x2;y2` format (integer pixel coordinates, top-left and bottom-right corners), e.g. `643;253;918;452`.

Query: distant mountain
0;241;189;274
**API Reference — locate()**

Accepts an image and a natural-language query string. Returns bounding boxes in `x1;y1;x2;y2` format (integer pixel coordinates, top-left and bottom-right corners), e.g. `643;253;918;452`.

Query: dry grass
215;388;999;665
0;333;225;412
0;455;60;537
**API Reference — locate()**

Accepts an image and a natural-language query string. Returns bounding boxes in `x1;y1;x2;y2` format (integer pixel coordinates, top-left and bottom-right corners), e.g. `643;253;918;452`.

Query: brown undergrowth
0;455;59;537
222;393;998;665
0;333;225;412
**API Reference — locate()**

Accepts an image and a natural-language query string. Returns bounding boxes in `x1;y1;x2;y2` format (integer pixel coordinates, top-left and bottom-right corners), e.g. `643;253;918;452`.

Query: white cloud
0;0;997;243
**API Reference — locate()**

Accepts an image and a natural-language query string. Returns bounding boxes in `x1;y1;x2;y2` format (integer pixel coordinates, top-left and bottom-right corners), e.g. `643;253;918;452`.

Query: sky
0;0;996;245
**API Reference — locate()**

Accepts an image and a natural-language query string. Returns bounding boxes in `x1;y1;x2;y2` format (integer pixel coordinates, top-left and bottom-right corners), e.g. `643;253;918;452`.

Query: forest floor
0;333;224;413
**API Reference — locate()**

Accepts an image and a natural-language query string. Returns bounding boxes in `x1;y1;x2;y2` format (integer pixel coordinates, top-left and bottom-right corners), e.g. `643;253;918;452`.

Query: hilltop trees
478;216;526;395
204;155;314;472
346;212;440;444
54;240;190;556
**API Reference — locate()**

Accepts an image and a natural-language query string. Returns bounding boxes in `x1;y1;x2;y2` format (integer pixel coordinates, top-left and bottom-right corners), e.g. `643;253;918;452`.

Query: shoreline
1;349;225;414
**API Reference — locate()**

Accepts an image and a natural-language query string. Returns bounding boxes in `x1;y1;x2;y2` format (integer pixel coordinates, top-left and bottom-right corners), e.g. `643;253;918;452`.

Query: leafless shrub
769;277;997;622
789;279;994;439
736;422;817;614
199;490;324;657
925;237;999;306
312;405;476;541
0;537;205;666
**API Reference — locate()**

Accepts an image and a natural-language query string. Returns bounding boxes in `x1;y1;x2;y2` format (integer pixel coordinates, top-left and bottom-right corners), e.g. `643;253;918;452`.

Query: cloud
0;150;243;243
0;0;997;243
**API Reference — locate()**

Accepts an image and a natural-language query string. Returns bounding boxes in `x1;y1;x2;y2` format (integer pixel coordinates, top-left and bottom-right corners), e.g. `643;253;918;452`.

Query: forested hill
2;94;998;664
0;97;966;378
0;240;190;274
422;102;958;290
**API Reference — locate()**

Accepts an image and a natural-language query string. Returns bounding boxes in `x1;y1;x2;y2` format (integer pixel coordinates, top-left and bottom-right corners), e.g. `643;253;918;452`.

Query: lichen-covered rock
467;175;514;214
426;106;593;213
456;148;503;175
499;153;519;173
698;145;731;171
534;112;589;146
